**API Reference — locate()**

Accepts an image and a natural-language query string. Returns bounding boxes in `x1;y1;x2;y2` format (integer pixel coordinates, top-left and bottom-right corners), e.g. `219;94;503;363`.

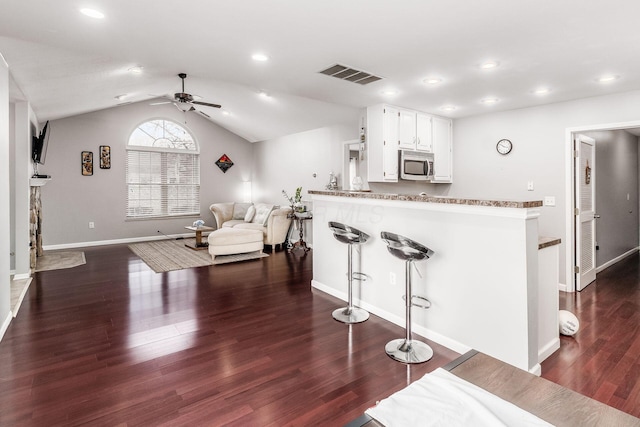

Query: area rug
35;251;86;272
128;238;268;273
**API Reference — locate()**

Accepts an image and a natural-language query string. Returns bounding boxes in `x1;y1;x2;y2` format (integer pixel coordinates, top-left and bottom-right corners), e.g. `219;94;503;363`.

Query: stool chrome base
385;338;433;364
332;306;370;324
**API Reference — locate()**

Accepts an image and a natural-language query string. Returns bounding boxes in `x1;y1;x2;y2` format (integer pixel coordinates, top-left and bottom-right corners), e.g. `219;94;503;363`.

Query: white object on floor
365;368;553;427
558;310;580;336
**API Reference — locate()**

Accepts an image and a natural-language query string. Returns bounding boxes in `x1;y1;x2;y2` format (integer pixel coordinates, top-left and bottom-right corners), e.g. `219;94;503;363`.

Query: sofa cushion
232;202;253;220
222;220;246;228
252;203;275;227
234;222;267;237
244;205;256;222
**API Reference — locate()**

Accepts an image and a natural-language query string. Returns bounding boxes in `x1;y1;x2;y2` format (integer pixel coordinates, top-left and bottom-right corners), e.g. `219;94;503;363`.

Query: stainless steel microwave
400;150;434;181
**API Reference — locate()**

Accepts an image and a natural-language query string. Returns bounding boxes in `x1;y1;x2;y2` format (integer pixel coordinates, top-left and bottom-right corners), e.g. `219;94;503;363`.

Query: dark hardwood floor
0;244;460;426
541;252;640;418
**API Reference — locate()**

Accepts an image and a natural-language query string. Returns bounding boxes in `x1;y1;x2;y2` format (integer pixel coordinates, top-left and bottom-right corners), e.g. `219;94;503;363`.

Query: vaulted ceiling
2;0;640;142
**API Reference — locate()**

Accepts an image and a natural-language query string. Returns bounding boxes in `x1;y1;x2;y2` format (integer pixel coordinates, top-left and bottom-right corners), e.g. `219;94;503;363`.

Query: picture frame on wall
100;145;111;169
82;151;93;176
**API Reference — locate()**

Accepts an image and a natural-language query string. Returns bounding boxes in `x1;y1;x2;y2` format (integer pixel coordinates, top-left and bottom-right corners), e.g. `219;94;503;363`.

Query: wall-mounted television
31;120;49;165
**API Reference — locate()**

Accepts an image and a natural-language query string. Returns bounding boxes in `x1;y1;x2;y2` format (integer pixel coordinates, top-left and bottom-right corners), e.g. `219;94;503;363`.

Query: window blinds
126;150;200;218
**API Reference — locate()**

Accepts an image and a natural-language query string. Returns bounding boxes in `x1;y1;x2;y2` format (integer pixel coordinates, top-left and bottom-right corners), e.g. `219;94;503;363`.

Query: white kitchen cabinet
366;104;399;182
398;110;433;152
416;113;433;152
431;116;452;183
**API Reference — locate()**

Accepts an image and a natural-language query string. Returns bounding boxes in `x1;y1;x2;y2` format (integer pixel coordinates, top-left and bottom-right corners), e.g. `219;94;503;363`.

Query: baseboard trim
311;279;471;356
43;233;193;251
538;337;560;364
12;278;33;318
596;247;640;273
0;312;12;343
529;363;542;376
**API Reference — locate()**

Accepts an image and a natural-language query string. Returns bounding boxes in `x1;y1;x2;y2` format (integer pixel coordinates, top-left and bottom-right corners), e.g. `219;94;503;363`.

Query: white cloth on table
365;368;553;427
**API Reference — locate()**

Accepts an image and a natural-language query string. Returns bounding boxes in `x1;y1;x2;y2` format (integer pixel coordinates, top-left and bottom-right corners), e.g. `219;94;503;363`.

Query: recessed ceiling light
439;105;457;112
596;75;619;83
381;90;398;96
423;77;443;85
481;97;499;105
258;91;270;98
114;94;128;100
128;66;143;74
80;8;105;19
480;61;499;70
222;111;231;116
533;88;551;95
252;53;269;62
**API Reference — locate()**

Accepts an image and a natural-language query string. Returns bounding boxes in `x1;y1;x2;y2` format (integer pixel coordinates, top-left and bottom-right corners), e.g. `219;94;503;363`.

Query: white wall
40;101;254;247
450;90;640;287
251;124;357;244
0;54;12;337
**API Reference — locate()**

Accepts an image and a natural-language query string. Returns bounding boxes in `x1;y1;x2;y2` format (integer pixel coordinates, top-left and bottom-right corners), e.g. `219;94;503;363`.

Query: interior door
575;134;596;291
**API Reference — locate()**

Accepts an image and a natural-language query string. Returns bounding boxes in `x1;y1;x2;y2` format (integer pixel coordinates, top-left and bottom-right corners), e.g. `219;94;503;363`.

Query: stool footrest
351;272;368;282
401;295;431;309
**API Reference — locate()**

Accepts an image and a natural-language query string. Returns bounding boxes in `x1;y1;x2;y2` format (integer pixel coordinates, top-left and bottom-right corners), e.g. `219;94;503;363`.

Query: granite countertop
308;190;543;209
538;237;561;249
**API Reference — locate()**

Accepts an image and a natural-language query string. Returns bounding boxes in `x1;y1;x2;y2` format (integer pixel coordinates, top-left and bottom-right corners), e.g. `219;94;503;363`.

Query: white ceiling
1;0;640;142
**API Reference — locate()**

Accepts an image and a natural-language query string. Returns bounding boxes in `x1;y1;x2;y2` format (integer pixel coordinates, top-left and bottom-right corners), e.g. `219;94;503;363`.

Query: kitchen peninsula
309;190;547;374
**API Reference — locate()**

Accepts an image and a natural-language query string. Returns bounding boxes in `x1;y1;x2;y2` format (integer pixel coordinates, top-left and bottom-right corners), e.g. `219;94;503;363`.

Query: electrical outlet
544;196;556;206
389;272;396;285
88;222;95;229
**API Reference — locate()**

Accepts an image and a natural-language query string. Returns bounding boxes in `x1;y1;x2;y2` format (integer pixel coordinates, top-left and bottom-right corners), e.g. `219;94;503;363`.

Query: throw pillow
244;205;256;222
252;204;275;227
232;203;252;220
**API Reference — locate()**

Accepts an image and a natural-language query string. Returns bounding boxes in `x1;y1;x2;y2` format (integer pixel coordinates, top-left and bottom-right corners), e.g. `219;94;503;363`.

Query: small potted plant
282;187;306;212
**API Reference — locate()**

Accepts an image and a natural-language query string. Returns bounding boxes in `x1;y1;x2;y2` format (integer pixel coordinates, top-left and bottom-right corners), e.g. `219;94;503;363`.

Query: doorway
566;121;640;292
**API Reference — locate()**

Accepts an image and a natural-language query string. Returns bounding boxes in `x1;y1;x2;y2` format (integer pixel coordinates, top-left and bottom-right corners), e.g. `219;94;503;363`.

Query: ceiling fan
151;73;221;116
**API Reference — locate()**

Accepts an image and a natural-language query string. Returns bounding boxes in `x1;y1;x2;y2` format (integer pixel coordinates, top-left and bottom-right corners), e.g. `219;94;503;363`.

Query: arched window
126;119;200;219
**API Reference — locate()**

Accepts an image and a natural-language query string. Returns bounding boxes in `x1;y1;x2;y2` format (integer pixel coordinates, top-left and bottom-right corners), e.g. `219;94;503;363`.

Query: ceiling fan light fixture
176;102;194;112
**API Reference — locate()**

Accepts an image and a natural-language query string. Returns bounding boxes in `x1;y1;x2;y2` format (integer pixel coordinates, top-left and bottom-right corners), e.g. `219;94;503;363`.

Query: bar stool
380;231;434;364
329;222;371;324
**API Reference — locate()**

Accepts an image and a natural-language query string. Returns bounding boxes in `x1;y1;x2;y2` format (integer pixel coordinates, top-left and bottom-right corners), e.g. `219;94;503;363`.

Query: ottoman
207;228;264;261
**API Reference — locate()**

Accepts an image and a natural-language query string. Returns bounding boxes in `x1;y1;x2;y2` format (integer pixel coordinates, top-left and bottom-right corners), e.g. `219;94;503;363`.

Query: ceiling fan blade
150;101;172;106
192;100;222;109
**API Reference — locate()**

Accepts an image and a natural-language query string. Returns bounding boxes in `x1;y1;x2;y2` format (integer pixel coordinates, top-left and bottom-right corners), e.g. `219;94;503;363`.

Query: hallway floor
541;252;640;418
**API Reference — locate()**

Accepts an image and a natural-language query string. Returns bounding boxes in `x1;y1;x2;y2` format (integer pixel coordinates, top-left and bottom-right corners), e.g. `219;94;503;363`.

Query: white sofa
209;202;292;249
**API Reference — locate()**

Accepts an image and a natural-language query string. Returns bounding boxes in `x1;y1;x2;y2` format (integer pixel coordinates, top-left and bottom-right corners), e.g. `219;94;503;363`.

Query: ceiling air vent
319;64;382;85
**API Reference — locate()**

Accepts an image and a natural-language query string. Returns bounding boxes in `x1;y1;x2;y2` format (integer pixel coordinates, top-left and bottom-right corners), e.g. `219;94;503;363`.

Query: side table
288;211;312;253
184;225;215;250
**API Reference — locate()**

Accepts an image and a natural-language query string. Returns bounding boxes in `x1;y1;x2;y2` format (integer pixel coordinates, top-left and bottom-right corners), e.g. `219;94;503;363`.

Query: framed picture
100;145;111;169
215;153;234;173
82;151;93;176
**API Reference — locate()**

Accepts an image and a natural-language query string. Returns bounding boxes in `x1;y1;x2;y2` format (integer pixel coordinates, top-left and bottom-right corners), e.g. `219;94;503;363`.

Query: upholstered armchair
209;202;292;249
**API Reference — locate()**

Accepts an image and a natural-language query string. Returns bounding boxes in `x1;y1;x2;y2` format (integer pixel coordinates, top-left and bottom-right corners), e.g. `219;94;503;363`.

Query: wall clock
496;139;512;155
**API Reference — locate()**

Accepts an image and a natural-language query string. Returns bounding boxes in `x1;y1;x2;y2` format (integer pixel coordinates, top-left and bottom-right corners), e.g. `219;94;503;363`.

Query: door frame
565;119;640;292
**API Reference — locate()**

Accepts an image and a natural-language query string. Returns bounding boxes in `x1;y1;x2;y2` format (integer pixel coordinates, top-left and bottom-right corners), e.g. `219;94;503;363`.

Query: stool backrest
328;222;370;245
380;231;434;261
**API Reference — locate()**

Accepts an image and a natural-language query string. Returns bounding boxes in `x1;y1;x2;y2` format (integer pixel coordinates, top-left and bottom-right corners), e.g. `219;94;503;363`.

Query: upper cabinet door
383;106;400;180
432;116;452;183
416;113;433;152
398;109;416;150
